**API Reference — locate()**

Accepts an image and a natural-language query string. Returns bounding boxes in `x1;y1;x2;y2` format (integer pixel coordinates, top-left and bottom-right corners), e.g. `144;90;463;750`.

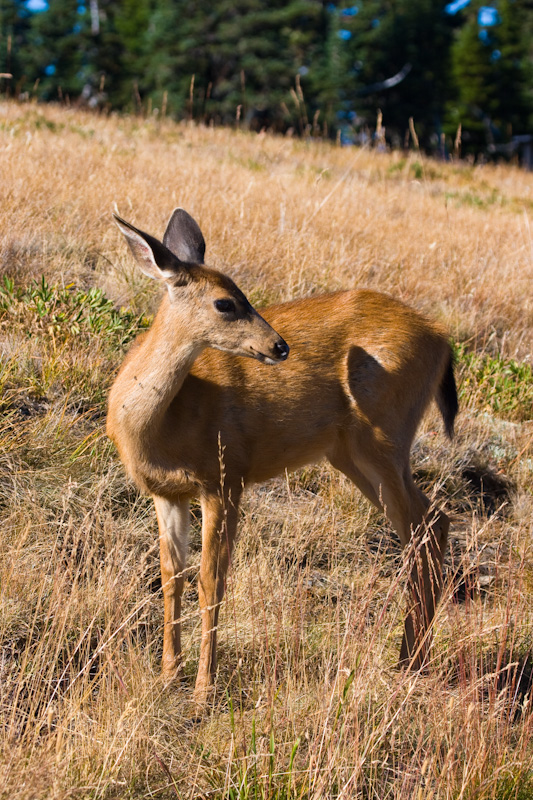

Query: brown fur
107;211;457;703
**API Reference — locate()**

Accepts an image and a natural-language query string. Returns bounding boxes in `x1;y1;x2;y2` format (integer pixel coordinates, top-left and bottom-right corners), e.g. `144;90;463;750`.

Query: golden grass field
0;100;532;799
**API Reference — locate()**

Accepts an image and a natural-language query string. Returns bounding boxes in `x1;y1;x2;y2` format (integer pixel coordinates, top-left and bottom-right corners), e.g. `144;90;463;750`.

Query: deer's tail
436;347;458;440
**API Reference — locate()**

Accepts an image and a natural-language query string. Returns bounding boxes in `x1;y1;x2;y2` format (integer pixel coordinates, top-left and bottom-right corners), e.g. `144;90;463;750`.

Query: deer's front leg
194;489;240;703
153;495;190;680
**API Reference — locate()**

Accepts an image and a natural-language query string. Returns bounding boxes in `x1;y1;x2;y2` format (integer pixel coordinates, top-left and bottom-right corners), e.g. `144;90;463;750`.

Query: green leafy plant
0;275;149;349
454;341;533;422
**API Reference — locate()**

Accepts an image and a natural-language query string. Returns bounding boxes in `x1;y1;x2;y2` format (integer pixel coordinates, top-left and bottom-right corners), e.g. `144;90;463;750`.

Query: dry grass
0;100;532;798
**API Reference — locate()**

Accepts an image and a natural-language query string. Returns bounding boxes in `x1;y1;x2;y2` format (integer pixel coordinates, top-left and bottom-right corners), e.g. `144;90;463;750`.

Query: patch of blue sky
26;0;48;11
44;64;56;75
337;29;353;40
491;48;502;61
327;4;358;15
445;0;470;15
478;28;491;43
478;6;500;26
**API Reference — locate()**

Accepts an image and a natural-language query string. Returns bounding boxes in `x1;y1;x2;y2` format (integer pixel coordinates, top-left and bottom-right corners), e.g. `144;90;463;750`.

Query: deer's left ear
113;213;194;286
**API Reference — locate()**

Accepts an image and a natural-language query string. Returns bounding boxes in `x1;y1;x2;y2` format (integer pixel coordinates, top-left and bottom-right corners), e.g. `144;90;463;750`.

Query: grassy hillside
0;101;532;799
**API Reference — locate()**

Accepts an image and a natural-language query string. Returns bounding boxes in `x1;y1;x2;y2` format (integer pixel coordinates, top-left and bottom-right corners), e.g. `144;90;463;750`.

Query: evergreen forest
2;0;533;156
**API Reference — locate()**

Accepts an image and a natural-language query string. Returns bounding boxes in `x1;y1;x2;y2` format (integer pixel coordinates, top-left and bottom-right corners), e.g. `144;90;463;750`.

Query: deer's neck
109;301;205;452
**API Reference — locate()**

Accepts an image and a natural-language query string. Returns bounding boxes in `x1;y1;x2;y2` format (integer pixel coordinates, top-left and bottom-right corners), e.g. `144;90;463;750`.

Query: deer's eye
214;298;236;314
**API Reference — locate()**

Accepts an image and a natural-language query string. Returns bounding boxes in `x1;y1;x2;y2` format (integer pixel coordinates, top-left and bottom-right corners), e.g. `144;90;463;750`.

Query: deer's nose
273;340;289;361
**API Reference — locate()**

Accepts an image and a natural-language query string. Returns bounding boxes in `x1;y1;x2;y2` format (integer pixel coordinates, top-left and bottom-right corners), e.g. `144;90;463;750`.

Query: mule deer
107;209;458;703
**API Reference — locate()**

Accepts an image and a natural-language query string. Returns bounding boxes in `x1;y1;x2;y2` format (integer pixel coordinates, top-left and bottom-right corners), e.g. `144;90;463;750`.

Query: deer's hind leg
328;434;448;670
394;469;449;668
153;495;190;680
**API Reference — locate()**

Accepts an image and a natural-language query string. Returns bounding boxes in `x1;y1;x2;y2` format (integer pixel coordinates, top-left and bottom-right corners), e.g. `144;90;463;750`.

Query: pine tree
7;0;533;156
113;0;155;110
446;0;533;153
340;0;453;150
492;0;532;137
83;0;138;110
0;0;31;94
142;0;326;127
25;0;91;101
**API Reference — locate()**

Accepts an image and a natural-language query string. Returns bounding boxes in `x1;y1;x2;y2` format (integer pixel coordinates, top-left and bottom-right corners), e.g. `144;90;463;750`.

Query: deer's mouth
249;347;278;365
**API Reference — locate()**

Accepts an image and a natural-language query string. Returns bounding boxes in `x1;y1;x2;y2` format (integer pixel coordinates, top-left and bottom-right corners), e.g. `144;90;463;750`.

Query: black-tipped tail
436;348;458;439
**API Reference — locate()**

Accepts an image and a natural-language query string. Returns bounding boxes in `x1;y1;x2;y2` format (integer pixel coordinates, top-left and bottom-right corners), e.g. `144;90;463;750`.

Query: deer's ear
163;208;206;264
113;214;193;286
